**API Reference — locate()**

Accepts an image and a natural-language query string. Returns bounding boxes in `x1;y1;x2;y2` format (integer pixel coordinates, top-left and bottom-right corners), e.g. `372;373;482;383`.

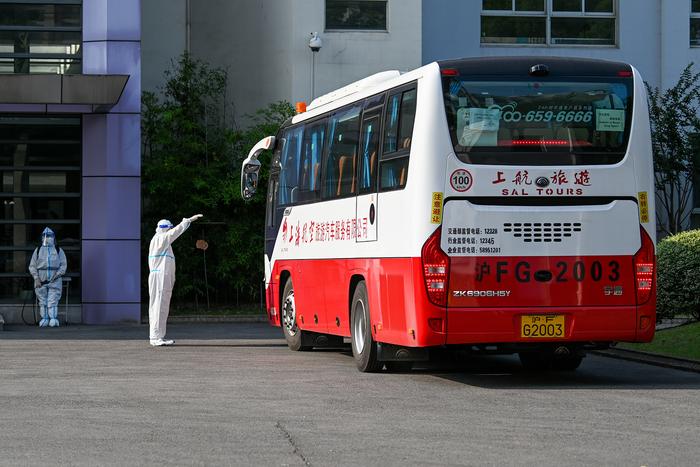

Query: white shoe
49;319;59;327
150;338;175;347
39;318;49;327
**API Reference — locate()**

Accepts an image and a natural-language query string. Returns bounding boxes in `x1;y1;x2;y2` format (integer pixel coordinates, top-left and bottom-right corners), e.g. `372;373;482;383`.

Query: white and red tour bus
241;57;656;372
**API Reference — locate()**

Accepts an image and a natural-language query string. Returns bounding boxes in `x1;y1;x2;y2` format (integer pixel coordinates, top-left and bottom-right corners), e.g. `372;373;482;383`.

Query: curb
148;315;268;324
593;348;700;373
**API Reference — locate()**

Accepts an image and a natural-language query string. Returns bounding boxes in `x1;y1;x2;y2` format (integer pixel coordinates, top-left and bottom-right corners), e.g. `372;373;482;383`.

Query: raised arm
164;214;204;244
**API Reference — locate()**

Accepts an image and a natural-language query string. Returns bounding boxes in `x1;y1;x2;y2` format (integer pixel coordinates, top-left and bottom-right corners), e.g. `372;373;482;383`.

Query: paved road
1;323;699;466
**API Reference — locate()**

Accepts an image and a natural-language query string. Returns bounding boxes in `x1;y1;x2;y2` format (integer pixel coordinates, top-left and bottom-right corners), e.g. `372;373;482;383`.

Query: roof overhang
0;74;129;112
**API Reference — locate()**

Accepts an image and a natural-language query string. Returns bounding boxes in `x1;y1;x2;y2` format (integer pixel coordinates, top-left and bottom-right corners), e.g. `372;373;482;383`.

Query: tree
142;52;293;309
646;64;700;235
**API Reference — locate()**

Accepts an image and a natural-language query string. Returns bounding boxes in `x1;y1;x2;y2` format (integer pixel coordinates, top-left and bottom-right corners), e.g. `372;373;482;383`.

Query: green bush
657;229;700;321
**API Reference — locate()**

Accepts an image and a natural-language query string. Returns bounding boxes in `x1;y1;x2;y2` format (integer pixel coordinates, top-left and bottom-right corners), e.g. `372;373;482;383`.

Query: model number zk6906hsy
453;290;512;297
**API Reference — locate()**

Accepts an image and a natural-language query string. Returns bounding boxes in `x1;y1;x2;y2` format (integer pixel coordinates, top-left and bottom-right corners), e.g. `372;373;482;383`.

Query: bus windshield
442;77;633;165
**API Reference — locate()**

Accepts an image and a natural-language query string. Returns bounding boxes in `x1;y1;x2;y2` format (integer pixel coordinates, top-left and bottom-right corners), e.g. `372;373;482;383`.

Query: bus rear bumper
444;304;655;345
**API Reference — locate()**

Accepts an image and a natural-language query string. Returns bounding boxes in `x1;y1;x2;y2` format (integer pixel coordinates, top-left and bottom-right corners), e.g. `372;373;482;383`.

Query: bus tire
350;281;380;372
281;279;311;351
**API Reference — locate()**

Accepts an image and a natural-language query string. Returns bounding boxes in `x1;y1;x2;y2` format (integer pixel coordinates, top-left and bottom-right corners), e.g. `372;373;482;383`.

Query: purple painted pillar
81;0;142;324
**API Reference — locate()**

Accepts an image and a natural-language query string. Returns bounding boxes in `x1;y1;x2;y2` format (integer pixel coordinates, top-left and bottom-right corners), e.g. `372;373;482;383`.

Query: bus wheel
351;281;380;372
518;351;554;371
281;279;311;351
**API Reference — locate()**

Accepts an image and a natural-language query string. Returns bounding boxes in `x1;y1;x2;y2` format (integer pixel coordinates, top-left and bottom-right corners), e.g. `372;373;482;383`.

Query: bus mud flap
377;343;429;362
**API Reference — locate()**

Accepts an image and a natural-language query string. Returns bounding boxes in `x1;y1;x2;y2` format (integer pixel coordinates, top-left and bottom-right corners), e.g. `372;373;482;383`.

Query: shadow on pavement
0;322;282;341
424;354;700;390
337;350;700;389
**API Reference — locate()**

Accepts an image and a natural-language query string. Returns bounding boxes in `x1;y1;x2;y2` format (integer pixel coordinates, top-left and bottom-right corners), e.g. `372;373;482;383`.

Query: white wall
422;0;700;90
186;0;421;126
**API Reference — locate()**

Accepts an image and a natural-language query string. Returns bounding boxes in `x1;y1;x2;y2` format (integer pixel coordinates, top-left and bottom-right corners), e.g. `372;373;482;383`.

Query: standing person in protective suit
28;227;67;327
148;214;203;347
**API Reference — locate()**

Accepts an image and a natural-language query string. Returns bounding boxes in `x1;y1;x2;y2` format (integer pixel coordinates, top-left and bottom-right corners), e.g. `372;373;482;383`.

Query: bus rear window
442;78;633;165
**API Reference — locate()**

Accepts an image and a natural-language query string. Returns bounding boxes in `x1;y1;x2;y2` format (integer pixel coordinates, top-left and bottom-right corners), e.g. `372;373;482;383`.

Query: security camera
309;32;322;52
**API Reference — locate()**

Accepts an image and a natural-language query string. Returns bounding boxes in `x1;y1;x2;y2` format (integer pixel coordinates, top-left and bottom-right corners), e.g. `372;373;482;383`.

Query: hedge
656;229;700;321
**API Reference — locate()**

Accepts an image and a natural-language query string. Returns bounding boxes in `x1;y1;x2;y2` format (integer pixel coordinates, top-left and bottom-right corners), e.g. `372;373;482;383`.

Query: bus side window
278;126;303;205
398;89;416;149
323;104;361;199
383;93;401;153
299;120;325;203
359;114;380;193
380;87;416;191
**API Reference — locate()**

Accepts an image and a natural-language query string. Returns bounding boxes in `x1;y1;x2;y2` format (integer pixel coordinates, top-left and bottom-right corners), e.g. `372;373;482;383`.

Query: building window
0;1;82;74
481;0;616;46
0;116;81;303
692;1;700;46
326;0;387;31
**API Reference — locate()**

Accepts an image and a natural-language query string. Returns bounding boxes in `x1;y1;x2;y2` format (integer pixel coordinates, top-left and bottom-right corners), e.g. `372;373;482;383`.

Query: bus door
356;106;382;242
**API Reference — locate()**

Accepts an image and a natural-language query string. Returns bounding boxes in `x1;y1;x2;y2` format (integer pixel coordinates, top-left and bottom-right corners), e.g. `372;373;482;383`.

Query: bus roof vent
307;70;401;111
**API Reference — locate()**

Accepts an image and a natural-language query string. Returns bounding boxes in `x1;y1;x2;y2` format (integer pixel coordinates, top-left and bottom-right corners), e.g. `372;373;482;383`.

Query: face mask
42;236;54;247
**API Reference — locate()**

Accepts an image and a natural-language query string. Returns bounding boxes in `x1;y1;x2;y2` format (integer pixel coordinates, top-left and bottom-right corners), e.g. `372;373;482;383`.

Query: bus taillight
634;227;655;305
422;227;450;306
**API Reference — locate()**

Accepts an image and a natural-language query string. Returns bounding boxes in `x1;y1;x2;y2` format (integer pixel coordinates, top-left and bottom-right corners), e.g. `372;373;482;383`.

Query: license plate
521;315;565;338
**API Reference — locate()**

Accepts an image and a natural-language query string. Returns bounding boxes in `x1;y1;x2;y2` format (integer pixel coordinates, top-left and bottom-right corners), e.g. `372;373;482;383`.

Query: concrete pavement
1;323;699;466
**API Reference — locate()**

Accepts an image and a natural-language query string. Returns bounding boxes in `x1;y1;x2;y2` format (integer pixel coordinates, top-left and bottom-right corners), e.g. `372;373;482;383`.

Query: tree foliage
646;64;700;235
142;52;293;308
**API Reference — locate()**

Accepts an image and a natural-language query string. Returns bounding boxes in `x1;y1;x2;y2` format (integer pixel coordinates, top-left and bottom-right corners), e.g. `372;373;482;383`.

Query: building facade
142;0;422;124
0;0;141;324
423;0;700;98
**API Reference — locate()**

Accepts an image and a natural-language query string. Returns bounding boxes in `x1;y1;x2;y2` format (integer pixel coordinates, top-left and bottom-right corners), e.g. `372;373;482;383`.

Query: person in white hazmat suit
28;227;67;327
148;214;203;346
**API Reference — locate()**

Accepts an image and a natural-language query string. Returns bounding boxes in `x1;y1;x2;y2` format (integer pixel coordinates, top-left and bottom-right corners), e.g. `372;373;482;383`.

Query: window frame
691;0;700;47
324;0;389;33
0;0;83;74
481;0;618;47
321;102;363;201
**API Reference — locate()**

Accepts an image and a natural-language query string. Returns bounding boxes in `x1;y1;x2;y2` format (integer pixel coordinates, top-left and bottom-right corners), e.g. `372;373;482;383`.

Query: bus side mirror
241;159;261;200
240;136;275;200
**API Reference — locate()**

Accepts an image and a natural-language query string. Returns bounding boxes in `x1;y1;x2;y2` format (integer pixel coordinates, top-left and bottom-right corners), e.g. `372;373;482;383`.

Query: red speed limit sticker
450;169;473;192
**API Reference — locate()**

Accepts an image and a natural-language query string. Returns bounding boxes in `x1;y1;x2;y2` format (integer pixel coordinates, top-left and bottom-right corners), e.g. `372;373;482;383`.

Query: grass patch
618;321;700;361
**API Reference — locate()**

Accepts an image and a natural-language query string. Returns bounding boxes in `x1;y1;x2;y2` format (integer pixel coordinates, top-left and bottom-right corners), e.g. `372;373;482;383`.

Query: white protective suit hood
41;227;56;247
155;219;173;234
